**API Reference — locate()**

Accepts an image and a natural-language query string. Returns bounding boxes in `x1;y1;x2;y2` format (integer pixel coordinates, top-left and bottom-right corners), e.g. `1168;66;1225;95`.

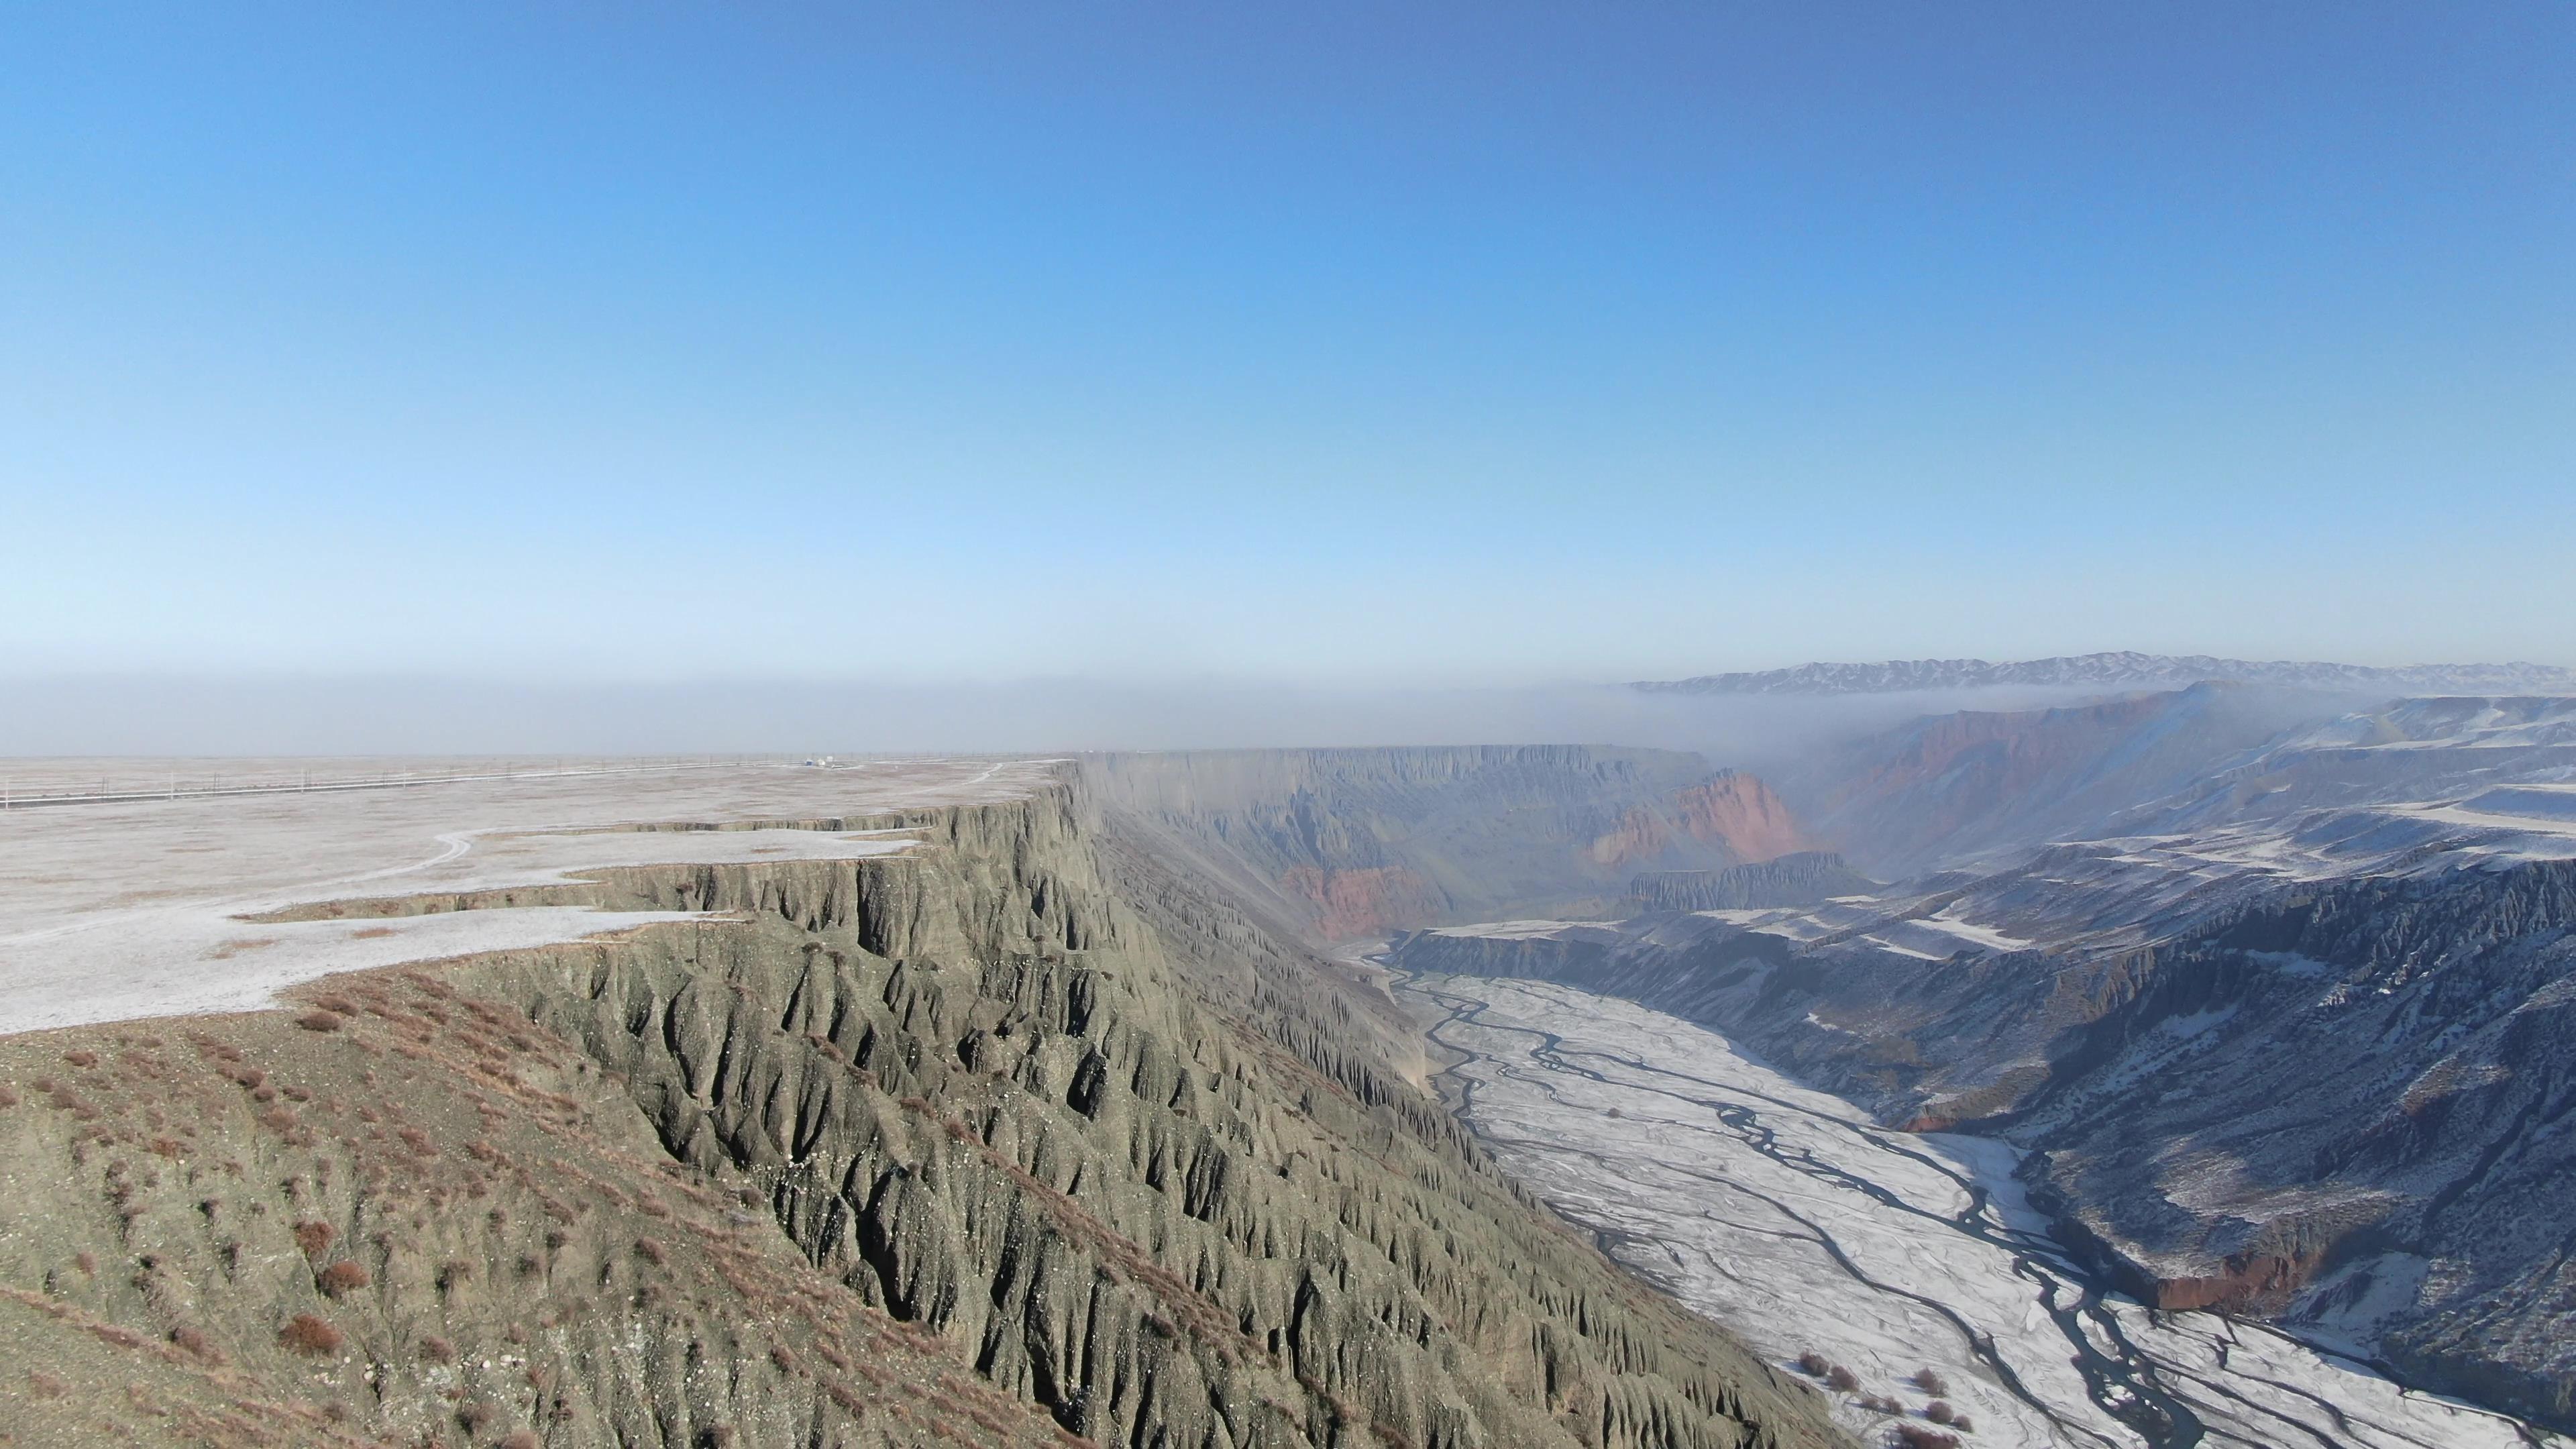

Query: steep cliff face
1087;749;1810;942
0;772;1844;1449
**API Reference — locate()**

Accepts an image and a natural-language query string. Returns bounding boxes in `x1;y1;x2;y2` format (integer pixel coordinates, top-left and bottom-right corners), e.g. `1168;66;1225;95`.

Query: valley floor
1395;969;2571;1449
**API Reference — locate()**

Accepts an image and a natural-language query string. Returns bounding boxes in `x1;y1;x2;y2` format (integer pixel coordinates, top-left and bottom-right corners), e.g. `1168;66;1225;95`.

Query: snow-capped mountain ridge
1636;651;2576;696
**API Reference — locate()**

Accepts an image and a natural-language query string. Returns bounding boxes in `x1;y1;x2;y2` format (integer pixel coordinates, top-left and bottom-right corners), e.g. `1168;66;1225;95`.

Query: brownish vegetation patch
278;1313;342;1356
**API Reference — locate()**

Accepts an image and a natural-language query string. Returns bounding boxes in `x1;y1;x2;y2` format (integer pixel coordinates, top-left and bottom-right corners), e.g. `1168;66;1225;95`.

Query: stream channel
1393;969;2571;1449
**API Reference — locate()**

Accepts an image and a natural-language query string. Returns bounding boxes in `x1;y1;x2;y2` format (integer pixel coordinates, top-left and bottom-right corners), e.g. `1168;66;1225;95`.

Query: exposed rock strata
1087;748;1809;941
0;769;1843;1449
1628;855;1874;914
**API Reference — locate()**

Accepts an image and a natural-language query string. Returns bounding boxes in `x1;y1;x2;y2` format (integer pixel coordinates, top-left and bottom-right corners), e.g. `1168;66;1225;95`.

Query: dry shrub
62;1049;99;1068
26;1371;68;1399
500;1433;541;1449
456;1401;496;1432
317;1260;371;1296
150;1136;186;1159
1825;1365;1859;1392
1795;1351;1830;1377
1925;1401;1956;1424
1860;1394;1904;1414
169;1325;224;1362
0;1086;17;1108
421;1334;456;1363
74;1251;97;1276
1914;1369;1949;1397
1951;1415;1974;1434
1893;1428;1962;1449
294;1220;337;1256
313;995;362;1014
769;1344;798;1373
295;1010;343;1033
633;1237;667;1267
279;1313;343;1356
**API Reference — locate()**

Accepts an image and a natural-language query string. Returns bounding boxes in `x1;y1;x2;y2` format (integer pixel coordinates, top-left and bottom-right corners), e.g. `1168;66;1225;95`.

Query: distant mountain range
1634;651;2576;696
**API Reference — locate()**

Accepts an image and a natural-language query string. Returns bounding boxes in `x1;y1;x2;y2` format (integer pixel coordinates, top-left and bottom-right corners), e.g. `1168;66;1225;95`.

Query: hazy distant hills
1635;650;2576;696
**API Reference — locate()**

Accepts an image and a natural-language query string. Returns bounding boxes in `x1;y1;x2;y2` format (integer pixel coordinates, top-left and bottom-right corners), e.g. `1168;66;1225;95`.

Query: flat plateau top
0;757;1062;1037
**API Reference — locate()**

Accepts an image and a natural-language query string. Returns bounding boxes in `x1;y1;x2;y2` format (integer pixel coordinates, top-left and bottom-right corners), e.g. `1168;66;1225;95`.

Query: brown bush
1893;1428;1962;1449
1795;1351;1831;1377
62;1050;99;1068
1914;1368;1949;1397
1925;1401;1956;1424
1951;1415;1974;1434
1825;1364;1859;1392
317;1260;371;1296
169;1325;224;1362
313;994;362;1014
421;1334;456;1363
26;1371;68;1399
279;1313;343;1356
296;1010;343;1032
634;1237;667;1267
0;1086;17;1108
500;1432;541;1449
293;1220;337;1256
769;1344;798;1373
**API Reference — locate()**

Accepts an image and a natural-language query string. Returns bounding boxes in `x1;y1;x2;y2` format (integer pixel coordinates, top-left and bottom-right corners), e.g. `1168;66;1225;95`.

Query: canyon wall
0;768;1844;1449
1087;747;1805;942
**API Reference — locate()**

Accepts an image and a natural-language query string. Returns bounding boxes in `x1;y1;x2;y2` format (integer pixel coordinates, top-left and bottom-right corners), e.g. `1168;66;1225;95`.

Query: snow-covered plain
1395;971;2569;1449
0;757;1062;1034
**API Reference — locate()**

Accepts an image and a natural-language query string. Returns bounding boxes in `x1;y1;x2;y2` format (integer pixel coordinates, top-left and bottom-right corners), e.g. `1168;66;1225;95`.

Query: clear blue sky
5;2;2570;683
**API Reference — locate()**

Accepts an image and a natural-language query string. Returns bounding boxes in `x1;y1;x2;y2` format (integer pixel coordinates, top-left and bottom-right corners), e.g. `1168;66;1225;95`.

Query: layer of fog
0;673;2172;766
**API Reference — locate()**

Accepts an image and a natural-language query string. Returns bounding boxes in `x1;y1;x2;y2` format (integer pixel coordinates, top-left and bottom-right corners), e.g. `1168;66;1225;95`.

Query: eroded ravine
1394;969;2571;1449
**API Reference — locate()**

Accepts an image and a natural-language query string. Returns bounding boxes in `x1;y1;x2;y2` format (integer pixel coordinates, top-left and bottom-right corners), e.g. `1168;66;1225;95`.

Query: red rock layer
1589;773;1810;869
1280;865;1444;941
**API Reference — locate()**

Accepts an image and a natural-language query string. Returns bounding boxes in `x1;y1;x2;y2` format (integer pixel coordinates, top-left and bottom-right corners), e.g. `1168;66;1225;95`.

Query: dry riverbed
1395;969;2570;1449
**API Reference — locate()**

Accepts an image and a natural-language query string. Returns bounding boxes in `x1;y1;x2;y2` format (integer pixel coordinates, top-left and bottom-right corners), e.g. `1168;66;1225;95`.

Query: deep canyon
5;678;2575;1448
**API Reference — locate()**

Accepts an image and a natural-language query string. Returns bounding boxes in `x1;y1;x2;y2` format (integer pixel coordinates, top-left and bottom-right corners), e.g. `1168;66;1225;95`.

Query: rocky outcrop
1629;855;1874;914
0;770;1845;1449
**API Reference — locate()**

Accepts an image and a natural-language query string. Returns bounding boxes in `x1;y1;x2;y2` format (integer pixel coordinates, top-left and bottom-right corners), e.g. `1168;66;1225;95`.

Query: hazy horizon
0;665;2425;759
